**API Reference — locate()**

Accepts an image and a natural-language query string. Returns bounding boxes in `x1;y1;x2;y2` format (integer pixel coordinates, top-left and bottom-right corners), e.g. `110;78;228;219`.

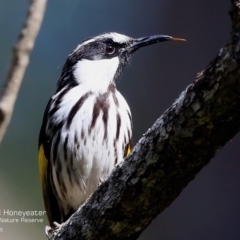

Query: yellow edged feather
38;144;47;186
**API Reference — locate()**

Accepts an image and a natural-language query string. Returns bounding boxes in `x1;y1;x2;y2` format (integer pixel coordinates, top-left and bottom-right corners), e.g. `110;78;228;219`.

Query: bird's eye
105;44;115;54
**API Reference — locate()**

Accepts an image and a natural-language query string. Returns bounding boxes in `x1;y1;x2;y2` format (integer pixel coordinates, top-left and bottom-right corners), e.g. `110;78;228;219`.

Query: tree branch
0;0;47;144
51;1;240;239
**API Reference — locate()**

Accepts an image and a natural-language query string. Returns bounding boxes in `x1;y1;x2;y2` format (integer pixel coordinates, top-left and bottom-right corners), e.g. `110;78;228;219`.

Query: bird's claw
99;177;107;185
45;222;63;239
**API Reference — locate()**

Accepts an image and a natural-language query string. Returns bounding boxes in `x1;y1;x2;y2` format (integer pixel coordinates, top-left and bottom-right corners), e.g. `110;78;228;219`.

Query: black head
57;32;185;91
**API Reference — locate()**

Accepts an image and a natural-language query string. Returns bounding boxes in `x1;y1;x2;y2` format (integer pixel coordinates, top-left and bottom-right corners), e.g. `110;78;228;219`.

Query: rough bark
0;0;47;144
50;1;240;239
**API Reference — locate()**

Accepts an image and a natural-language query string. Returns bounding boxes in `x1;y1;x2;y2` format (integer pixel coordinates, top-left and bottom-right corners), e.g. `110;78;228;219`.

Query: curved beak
127;35;186;53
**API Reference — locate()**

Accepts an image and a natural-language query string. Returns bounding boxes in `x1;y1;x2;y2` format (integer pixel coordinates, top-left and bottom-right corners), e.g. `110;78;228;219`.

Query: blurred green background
1;0;240;239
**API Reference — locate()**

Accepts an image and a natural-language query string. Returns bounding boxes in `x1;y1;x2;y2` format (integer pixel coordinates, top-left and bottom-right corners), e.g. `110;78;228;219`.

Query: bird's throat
73;57;119;93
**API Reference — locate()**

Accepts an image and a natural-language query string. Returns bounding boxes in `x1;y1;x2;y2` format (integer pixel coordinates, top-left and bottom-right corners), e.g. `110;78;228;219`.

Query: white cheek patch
73;57;119;92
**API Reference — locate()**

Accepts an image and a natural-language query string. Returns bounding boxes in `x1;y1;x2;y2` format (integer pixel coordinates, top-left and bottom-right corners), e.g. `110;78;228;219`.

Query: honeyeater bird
38;32;184;231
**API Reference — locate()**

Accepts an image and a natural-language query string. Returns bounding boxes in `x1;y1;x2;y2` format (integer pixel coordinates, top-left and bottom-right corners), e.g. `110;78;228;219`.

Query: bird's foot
45;222;63;239
99;177;107;185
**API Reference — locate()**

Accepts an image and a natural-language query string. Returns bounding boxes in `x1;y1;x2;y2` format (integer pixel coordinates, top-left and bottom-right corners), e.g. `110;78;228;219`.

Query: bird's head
58;32;185;92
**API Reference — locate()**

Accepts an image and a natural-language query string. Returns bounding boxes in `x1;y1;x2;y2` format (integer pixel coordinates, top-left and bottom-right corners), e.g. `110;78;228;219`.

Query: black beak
126;35;186;53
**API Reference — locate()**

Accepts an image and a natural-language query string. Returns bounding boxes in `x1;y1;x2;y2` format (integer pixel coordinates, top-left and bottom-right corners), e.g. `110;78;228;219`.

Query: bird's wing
38;100;61;227
123;111;133;158
124;141;132;158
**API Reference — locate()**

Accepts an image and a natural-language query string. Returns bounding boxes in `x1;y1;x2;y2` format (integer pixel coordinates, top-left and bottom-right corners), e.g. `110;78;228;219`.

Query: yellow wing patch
38;144;47;185
126;144;131;156
124;143;132;158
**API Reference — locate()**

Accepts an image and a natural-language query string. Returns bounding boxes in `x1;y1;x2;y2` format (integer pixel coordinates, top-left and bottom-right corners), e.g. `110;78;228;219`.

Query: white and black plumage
38;32;184;228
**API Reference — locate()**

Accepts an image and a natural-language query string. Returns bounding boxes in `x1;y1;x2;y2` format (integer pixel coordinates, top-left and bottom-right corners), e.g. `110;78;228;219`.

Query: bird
38;32;185;233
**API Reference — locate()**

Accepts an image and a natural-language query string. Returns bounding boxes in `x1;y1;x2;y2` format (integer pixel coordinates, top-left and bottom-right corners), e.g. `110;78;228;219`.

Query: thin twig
0;0;47;143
